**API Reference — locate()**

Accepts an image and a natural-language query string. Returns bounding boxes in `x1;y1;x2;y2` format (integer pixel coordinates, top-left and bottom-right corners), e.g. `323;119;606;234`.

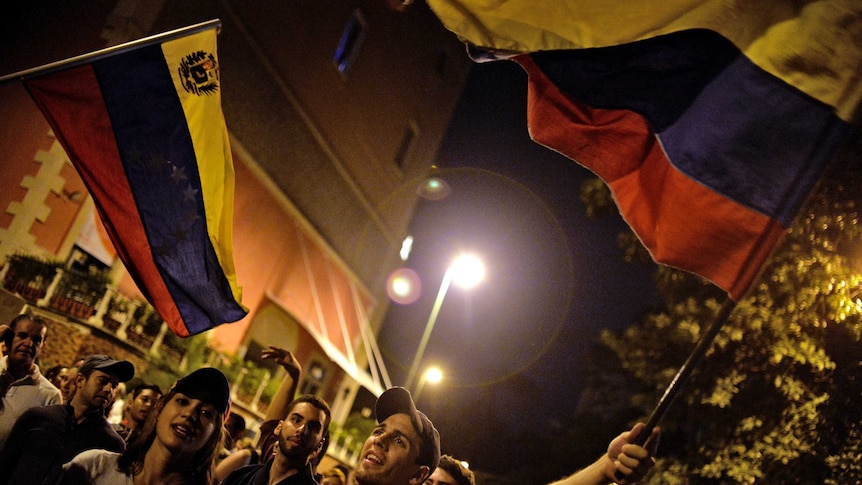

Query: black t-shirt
220;458;318;485
0;404;125;485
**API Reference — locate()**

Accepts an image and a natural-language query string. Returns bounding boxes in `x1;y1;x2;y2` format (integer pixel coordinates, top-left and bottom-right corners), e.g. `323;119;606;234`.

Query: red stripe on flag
517;54;786;300
25;66;184;326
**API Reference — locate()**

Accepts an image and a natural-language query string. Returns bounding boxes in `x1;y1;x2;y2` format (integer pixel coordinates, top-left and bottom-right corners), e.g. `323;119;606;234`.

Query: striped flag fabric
427;0;862;300
23;24;247;336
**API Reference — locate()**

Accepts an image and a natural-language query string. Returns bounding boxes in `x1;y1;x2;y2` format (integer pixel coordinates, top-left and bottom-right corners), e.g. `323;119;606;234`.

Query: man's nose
373;432;389;449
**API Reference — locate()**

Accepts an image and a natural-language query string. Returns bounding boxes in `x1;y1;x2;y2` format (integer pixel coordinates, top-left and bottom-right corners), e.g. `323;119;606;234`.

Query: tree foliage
579;148;862;483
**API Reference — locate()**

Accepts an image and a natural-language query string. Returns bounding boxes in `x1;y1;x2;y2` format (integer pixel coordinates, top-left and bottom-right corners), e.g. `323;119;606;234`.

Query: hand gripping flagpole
0;19;222;85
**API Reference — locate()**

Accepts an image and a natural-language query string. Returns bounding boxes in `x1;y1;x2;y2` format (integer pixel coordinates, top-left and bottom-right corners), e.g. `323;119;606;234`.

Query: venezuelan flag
23;25;247;336
428;0;862;300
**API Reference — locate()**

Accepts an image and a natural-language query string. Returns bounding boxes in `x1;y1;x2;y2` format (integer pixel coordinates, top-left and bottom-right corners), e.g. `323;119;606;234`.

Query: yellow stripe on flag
162;29;245;307
427;0;862;120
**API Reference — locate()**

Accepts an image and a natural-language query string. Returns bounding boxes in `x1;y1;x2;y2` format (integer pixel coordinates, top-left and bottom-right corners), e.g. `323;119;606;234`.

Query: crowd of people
0;311;660;484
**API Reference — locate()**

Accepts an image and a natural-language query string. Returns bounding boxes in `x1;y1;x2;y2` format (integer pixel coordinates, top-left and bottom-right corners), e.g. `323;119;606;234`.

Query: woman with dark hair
61;368;231;485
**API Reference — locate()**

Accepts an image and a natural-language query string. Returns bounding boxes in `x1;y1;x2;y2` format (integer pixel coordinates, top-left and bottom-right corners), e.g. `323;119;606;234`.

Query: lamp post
414;366;443;401
404;253;484;391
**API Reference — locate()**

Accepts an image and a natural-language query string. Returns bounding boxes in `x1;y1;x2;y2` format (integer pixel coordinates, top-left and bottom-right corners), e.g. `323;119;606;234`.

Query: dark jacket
220;457;319;485
0;404;125;485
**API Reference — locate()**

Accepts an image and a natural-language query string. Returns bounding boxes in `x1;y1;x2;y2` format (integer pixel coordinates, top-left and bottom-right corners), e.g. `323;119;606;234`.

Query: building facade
0;0;470;452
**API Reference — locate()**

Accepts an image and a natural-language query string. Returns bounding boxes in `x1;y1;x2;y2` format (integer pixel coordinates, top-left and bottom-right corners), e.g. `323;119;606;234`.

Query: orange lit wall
0;83;87;255
210;152;375;354
0;81;370;359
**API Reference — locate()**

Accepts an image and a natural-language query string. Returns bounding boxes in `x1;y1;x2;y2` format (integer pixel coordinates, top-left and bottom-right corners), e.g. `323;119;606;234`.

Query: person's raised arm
547;423;660;485
261;347;301;422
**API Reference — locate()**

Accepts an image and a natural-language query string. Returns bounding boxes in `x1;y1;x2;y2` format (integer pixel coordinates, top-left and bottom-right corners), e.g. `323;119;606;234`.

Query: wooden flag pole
0;19;221;85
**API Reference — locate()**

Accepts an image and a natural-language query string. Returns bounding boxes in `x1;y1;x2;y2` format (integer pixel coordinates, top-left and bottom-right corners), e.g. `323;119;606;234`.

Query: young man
114;382;162;442
220;394;332;485
425;455;474;485
215;346;303;482
60;358;84;403
354;387;441;485
0;313;62;450
221;412;248;456
0;354;135;485
355;387;659;485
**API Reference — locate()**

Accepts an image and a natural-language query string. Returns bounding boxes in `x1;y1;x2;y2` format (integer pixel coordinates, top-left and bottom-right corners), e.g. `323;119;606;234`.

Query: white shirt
0;355;63;450
63;449;133;485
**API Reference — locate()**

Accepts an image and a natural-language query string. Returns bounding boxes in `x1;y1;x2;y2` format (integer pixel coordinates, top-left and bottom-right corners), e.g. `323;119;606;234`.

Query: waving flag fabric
428;0;862;300
24;26;247;336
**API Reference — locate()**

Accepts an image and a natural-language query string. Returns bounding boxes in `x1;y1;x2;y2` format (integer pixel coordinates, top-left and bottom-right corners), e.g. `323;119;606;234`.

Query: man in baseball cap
353;387;658;485
77;354;135;383
354;386;440;485
0;354;135;484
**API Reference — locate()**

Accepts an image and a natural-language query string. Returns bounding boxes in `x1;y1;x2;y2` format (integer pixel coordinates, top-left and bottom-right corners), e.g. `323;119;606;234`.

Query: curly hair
117;389;225;484
436;455;475;485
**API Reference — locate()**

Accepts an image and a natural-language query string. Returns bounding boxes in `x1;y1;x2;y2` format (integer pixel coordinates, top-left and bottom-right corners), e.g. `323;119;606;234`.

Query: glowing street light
404;253;485;390
414;366;443;401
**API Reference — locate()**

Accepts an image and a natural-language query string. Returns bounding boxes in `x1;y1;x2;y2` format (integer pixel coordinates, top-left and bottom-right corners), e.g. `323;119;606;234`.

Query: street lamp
414;366;443;401
404;253;485;390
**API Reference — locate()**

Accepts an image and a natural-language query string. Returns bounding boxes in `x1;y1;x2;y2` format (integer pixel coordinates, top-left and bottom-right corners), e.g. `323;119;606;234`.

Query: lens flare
386;268;422;304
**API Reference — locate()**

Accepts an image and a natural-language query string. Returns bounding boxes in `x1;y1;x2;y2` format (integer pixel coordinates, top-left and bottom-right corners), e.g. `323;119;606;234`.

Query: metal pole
634;296;738;445
404;268;453;391
414;372;428;401
0;19;222;84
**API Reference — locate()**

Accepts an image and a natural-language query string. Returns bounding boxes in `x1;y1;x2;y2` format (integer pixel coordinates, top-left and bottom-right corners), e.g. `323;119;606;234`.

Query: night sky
377;59;661;473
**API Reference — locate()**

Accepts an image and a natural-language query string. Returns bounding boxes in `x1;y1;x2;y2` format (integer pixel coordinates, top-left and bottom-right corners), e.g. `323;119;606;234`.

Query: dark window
334;9;366;75
66;245;110;274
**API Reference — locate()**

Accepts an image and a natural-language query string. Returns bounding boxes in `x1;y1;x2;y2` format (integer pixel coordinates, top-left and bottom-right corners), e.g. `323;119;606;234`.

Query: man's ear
408;465;430;485
311;438;324;456
274;420;283;435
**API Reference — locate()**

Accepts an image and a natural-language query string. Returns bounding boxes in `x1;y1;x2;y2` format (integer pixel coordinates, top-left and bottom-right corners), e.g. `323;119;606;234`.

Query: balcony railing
0;253;267;413
0;253;365;466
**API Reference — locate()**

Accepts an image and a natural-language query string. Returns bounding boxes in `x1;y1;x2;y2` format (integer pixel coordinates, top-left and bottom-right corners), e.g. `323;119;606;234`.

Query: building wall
212;144;375;358
0;0;470;399
0;85;87;259
149;0;472;294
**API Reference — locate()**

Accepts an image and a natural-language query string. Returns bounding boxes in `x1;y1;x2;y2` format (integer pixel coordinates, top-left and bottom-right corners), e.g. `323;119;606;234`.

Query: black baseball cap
78;355;135;382
375;386;441;473
170;367;231;416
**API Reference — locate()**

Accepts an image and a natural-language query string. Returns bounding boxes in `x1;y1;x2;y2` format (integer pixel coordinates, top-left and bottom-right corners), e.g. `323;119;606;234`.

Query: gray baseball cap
375;386;441;473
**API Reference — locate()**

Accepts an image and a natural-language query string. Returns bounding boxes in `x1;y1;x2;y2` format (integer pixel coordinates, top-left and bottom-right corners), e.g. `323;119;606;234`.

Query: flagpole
0;19;222;85
630;168;830;447
633;296;737;445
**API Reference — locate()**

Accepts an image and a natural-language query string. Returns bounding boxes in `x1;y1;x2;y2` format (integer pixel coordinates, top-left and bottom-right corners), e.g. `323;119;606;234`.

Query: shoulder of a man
79;414;126;452
34;373;63;403
16;403;67;425
220;461;267;485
